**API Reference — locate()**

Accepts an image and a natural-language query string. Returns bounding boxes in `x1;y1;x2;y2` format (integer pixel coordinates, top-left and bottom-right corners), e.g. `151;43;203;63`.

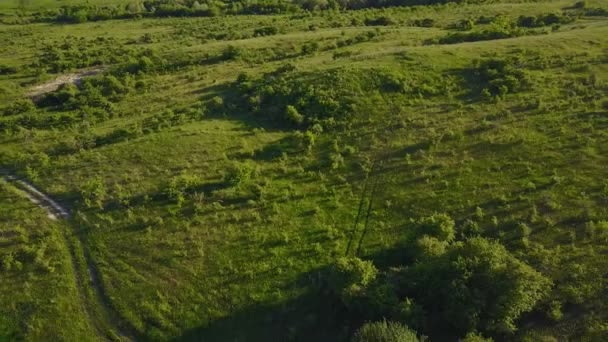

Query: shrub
80;177;107;209
253;26;279;37
224;162;254;187
461;332;494;342
328;256;378;306
235;67;425;129
471;58;530;97
0;64;17;75
222;45;243;61
2;99;35;116
166;172;201;205
352;320;422;342
285;105;305;126
439;17;522;44
517;13;574;28
301;41;320;55
364;16;395;26
412;18;434;27
415;235;448;259
412;213;456;242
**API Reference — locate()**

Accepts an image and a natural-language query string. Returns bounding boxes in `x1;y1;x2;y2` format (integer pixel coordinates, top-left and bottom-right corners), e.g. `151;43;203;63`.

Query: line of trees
21;0;491;24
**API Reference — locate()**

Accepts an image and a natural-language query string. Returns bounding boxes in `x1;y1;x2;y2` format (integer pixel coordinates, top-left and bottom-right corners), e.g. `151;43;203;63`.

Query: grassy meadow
1;0;608;340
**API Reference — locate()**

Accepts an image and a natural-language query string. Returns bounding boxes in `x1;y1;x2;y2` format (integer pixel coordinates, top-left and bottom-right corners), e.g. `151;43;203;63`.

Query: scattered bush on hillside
2;99;36;117
352;320;423;342
35;37;131;73
516;13;575;28
0;64;18;75
364;16;396;26
232;66;445;129
407;237;551;334
582;7;608;16
410;213;456;242
253;26;280;37
326;209;550;338
328;256;378;307
80;177;107;209
468;58;530;98
437;17;523;44
166;172;201;206
223;162;255;187
411;18;434;27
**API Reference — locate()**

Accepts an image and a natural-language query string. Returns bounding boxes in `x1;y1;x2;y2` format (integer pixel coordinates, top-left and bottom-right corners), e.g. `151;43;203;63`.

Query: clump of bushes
352;320;423;342
2;99;35;117
0;64;18;75
438;17;523;44
35;37;131;73
165;172;201;205
517;13;575;28
364;16;395;26
232;66;444;129
253;26;280;37
470;58;531;98
326;213;551;339
38;73;135;114
411;18;434;27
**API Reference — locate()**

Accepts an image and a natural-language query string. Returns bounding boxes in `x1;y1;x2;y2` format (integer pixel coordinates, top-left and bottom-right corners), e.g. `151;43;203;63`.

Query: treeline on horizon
12;0;489;23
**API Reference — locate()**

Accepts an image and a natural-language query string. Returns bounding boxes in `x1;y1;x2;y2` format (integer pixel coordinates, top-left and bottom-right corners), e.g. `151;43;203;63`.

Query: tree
409;237;551;334
352;320;422;342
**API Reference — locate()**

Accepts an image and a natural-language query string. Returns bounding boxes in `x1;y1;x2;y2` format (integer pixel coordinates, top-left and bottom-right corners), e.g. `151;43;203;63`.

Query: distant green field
1;0;607;340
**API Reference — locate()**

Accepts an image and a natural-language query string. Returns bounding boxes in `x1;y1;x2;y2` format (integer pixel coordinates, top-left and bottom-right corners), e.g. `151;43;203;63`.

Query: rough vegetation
0;0;607;340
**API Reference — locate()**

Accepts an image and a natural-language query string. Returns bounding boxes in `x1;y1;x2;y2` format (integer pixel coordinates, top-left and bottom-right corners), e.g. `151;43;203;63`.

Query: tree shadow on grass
174;268;351;342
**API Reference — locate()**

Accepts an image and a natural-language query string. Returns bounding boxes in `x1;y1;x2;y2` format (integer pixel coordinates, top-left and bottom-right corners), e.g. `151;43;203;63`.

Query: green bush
0;64;18;75
412;213;456;242
224;162;255;187
2;99;35;116
364;16;395;26
409;237;551;334
80;177;107;209
412;18;434;27
328;257;378;306
438;17;522;44
253;26;279;37
517;13;574;28
352;320;422;342
471;58;530;98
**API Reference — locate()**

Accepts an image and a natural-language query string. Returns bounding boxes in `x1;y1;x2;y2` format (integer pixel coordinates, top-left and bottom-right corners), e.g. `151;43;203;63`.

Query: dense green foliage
0;181;93;340
1;0;607;340
352;320;422;342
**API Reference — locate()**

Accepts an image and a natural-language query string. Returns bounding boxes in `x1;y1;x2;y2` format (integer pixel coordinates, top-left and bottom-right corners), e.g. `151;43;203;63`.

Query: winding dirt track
1;172;134;341
2;174;70;220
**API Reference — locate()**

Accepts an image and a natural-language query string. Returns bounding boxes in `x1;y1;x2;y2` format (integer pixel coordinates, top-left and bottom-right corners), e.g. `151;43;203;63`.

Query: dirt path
3;174;69;220
1;172;134;341
26;67;105;99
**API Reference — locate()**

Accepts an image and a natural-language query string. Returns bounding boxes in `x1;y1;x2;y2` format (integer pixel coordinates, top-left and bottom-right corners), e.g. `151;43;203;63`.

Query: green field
1;0;608;340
